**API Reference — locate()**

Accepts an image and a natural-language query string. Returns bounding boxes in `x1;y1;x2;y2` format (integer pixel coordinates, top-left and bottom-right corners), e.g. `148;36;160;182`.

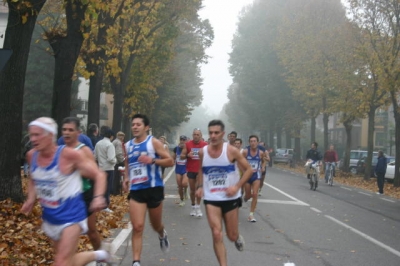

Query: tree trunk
294;131;301;161
276;126;282;148
87;71;102;126
111;76;123;131
342;120;352;173
390;91;400;187
364;107;377;181
0;0;47;202
323;112;329;151
285;129;292;148
269;128;274;150
50;0;87;135
311;116;316;143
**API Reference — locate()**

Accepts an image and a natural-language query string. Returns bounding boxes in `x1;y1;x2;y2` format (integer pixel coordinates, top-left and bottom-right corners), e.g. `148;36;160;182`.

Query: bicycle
305;160;319;191
326;162;334;186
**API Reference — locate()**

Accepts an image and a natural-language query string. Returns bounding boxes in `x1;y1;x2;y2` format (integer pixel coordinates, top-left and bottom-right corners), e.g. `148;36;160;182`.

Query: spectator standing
112;131;126;195
95;128;116;212
375;150;387;195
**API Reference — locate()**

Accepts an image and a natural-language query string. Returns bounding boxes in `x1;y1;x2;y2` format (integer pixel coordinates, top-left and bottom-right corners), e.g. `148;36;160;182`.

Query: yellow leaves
21;14;28;24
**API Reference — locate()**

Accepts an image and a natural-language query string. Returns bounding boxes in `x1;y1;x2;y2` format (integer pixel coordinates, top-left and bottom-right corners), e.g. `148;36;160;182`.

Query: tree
0;0;48;202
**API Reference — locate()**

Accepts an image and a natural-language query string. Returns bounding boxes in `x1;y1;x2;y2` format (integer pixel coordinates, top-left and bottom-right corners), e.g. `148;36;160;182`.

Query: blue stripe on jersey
42;193;86;224
126;135;163;190
202;164;236;175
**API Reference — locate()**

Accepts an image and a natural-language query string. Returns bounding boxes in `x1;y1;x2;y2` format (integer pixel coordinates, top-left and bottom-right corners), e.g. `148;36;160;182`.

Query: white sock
195;205;199;209
94;250;109;261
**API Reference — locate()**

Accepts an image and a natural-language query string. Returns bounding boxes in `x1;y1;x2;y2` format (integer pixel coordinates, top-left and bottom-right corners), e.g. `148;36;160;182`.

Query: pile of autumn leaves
0;178;129;265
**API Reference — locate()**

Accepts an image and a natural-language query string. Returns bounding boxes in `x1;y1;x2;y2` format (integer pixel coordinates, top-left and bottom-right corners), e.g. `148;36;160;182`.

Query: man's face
29;126;53;151
192;130;202;143
249;137;258;149
62;122;79;146
179;139;186;147
330;145;334;151
131;118;148;138
228;134;236;143
208;125;224;146
118;135;124;142
234;140;242;149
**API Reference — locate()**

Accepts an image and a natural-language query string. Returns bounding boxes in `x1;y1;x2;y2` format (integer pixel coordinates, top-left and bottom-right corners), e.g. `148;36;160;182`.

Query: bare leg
223;207;239;242
205;204;227;266
129;199;147;261
250;180;260;213
243;182;252;201
87;212;101;250
176;174;184;200
189;177;196;205
148;202;165;237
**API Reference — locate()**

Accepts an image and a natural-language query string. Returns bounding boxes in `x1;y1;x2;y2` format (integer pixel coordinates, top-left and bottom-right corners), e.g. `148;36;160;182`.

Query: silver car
273;148;294;164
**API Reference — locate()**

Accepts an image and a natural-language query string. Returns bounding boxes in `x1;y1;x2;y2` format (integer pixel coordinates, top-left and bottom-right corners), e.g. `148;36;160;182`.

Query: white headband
29;121;57;135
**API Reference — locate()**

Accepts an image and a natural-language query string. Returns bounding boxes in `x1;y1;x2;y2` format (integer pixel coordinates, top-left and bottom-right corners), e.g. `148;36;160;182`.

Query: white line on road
163;166;176;183
310;207;322;213
359;192;372;196
325;215;400;258
265;183;309;206
381;198;396;203
249;199;309;206
341;187;352;191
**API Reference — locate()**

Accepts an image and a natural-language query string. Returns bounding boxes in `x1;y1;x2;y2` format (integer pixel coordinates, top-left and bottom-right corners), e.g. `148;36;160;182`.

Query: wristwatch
152;158;156;164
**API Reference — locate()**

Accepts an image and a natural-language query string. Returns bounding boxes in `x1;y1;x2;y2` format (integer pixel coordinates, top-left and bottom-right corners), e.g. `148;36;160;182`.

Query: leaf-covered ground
275;163;400;199
0;176;129;265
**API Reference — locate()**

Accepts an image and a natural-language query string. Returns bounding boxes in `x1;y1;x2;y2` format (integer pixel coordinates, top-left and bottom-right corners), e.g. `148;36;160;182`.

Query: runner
122;114;174;266
258;141;270;196
242;135;267;222
180;128;208;217
61;117;103;252
196;120;253;266
228;131;237;146
173;135;189;206
234;138;243;151
20;117;114;266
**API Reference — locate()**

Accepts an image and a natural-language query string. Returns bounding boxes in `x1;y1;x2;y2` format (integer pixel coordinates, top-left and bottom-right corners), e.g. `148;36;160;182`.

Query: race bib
208;172;228;194
176;157;187;165
36;180;59;208
191;148;200;160
129;162;149;185
248;160;259;172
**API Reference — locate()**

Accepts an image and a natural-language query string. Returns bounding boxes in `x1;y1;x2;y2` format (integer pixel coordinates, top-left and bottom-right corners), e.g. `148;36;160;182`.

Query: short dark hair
230;131;237;137
208;120;225;131
235;138;242;144
312;141;318;147
249;135;259;142
132;113;150;126
88;123;98;136
103;128;114;138
62;117;80;130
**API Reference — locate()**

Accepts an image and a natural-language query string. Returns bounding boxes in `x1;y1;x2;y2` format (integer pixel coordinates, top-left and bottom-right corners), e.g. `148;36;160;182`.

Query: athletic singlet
185;140;208;172
75;143;91;192
202;143;241;201
30;146;86;225
246;147;261;180
174;146;187;172
125;135;163;190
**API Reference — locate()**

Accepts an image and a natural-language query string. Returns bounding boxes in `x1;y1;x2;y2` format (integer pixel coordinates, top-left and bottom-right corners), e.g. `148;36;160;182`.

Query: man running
234;138;243;151
21;117;113;266
180;128;208;217
258;142;270;196
122;114;174;266
61;117;103;252
242;135;267;222
196;120;252;266
228;131;237;146
173;135;189;206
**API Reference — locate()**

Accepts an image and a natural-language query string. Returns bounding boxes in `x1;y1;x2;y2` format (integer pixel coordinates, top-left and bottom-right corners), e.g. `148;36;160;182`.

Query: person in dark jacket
305;142;322;179
375;150;387;195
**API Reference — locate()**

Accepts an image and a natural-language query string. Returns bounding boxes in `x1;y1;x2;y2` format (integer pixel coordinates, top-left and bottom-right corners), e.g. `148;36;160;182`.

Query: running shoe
248;215;256;223
190;206;196;216
98;242;118;266
159;229;170;253
234;235;245;251
258;189;262;196
196;207;203;217
132;262;141;266
179;200;185;207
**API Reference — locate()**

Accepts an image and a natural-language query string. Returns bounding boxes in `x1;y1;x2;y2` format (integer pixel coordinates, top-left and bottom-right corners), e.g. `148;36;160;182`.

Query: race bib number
129;163;149;185
191;148;200;160
176;157;187;165
36;180;59;208
248;160;259;172
208;172;228;194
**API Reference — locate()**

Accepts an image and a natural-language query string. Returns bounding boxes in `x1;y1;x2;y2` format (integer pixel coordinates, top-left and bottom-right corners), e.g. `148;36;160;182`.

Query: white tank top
202;143;241;201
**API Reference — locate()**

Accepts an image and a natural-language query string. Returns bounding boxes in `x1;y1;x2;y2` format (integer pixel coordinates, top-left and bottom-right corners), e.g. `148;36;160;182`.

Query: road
100;166;400;266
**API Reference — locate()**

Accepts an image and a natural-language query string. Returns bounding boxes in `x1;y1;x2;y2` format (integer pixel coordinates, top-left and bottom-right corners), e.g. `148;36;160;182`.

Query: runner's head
179;135;187;146
208;120;225;146
192;128;202;143
29;117;58;151
61;117;81;146
228;131;237;144
249;135;259;149
234;138;242;149
131;114;150;138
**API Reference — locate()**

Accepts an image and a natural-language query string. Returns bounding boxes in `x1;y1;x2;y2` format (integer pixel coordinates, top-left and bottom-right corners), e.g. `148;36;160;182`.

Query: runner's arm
180;143;188;159
232;146;253;188
195;149;204;198
151;138;174;167
20;150;37;214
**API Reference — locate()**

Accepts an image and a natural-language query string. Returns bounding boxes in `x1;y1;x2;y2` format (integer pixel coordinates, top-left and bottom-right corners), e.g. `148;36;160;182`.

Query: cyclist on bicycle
323;144;338;183
305;142;322;179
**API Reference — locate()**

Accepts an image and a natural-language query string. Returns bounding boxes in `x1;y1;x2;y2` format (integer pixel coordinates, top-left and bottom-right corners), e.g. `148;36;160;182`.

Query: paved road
100;166;400;266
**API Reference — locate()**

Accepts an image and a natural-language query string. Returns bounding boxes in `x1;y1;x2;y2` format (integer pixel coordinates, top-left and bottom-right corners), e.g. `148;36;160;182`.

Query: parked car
385;161;398;181
356;155;394;177
339;150;377;174
273;148;294;164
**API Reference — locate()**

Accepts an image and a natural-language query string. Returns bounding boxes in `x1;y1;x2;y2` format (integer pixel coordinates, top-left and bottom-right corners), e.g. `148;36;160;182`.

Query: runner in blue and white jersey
196;120;253;266
122;114;174;266
173;135;188;206
21;117;114;266
242;135;267;222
